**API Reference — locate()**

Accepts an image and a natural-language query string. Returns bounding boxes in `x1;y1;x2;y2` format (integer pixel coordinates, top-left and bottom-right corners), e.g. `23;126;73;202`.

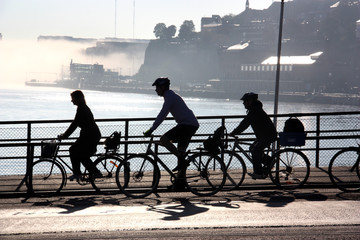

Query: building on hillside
218;47;323;93
68;60;119;88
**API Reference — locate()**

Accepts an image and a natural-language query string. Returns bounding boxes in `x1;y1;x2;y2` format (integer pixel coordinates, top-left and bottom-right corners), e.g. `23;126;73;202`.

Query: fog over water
0;40;142;87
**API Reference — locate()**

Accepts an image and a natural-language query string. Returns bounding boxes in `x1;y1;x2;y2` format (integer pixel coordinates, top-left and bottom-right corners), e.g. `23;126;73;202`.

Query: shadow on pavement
4;188;358;216
147;198;209;220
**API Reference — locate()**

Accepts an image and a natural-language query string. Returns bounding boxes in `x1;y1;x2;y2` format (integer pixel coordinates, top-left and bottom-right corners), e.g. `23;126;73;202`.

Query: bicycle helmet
240;92;258;101
152;77;170;86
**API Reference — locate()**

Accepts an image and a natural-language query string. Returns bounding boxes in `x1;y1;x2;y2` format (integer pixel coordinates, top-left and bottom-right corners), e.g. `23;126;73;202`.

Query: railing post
26;144;34;195
27;122;33;194
124;120;129;158
315;114;321;167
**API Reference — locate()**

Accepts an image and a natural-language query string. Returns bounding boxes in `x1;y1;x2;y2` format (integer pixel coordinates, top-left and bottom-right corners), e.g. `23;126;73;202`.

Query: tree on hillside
166;25;177;39
178;20;196;41
153;23;177;40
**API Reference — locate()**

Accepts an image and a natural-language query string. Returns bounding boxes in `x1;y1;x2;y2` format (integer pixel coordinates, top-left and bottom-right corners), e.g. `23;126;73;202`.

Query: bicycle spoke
269;149;310;189
116;155;159;198
30;159;65;196
186;152;226;196
92;155;122;192
221;151;246;190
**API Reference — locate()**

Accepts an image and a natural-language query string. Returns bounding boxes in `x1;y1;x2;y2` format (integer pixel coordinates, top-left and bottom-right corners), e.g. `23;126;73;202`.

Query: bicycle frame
143;136;178;181
142;136;210;184
40;141;67;178
225;136;268;165
43;140;94;184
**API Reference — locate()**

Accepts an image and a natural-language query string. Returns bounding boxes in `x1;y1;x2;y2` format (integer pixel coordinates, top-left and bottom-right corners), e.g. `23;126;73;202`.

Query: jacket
232;100;277;140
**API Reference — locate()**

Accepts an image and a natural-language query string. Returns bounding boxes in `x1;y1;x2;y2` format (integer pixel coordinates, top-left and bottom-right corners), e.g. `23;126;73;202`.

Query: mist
0;39;144;87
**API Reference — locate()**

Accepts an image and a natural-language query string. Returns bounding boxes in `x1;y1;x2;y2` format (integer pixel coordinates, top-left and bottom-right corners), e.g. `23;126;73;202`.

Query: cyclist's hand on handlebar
143;129;153;137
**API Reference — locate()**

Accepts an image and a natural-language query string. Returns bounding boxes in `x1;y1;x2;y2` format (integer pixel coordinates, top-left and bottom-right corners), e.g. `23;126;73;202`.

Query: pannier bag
104;131;121;150
41;140;58;158
279;116;306;146
203;126;227;154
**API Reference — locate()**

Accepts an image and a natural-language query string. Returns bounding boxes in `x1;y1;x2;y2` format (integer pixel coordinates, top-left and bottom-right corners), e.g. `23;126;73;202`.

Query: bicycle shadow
147;198;209;221
25;189;329;215
55;197;99;214
225;189;328;208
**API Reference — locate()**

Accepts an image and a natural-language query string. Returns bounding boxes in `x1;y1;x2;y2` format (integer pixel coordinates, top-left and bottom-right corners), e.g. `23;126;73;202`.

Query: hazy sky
0;0;275;41
0;0;280;86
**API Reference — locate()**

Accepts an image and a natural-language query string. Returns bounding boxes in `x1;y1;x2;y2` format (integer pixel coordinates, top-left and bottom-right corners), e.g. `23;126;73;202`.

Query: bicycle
328;145;360;192
91;131;124;192
28;139;99;196
115;135;226;198
28;131;123;195
218;131;310;190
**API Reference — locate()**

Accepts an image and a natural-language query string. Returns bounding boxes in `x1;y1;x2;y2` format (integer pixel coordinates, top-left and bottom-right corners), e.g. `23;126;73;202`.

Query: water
1;85;358;122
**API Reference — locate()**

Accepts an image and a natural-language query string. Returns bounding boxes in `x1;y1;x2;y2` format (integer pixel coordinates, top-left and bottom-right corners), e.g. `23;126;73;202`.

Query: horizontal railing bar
1;111;359;125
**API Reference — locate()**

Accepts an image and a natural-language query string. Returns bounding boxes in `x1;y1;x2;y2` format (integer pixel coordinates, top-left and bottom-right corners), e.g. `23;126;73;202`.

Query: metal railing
0;111;359;194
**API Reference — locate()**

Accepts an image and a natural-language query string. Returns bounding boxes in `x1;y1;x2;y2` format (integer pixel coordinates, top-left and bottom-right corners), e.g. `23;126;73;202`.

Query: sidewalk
0;187;360;237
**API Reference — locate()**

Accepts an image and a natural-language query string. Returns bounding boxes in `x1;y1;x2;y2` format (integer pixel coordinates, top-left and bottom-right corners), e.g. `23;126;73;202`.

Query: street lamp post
273;0;285;130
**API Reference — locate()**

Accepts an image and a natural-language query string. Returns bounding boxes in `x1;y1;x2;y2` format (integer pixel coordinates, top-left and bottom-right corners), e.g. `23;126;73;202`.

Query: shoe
167;183;186;192
172;161;190;172
248;172;266;180
93;171;103;179
69;174;80;182
262;155;272;167
167;178;187;191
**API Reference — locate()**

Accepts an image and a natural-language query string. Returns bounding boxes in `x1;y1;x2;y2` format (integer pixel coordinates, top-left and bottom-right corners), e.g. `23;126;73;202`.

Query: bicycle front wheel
221;150;247;190
91;155;123;192
30;159;66;196
269;149;310;189
185;152;226;196
328;147;360;192
116;154;159;198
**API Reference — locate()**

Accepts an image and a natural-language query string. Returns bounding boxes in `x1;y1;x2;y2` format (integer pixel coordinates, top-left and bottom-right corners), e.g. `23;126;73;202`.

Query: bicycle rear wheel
116;154;159;198
30;159;65;196
221;150;246;190
91;155;123;192
185;152;226;196
328;147;360;192
269;149;310;189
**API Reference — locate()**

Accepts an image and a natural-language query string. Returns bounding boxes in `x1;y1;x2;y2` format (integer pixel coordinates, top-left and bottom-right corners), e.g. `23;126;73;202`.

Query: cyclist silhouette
230;92;277;179
59;90;102;181
144;77;199;190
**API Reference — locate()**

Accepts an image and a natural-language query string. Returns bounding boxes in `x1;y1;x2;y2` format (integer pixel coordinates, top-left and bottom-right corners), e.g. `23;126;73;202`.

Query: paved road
0;188;359;239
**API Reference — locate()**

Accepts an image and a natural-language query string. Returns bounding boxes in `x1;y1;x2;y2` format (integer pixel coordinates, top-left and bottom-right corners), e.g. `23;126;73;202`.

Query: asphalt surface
1;187;360;239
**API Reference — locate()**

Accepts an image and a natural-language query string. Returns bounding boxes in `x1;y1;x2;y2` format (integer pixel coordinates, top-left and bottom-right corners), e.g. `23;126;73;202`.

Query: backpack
104;131;121;150
283;117;304;133
280;117;306;146
203;126;227;154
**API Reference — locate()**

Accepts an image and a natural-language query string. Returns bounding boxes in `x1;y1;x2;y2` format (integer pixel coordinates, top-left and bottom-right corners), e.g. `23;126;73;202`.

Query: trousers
249;137;275;174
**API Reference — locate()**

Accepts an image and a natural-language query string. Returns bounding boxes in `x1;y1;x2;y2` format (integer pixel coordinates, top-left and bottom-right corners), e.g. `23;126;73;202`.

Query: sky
0;0;278;87
0;0;275;41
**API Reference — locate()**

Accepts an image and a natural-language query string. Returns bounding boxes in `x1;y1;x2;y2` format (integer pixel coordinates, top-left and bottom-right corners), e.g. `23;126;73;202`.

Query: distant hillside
135;0;360;95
